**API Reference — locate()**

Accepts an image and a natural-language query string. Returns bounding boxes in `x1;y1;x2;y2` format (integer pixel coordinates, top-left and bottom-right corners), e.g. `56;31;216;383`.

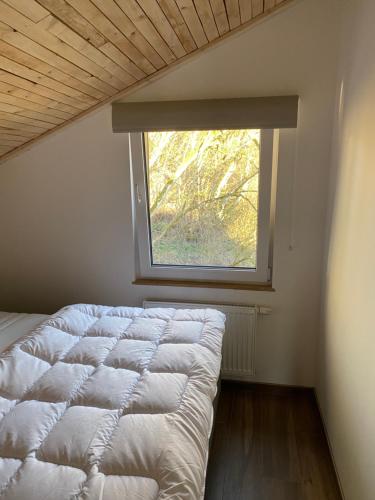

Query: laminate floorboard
205;382;342;500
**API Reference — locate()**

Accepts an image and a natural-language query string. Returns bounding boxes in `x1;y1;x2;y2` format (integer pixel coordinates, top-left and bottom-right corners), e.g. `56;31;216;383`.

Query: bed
0;312;49;353
0;303;225;499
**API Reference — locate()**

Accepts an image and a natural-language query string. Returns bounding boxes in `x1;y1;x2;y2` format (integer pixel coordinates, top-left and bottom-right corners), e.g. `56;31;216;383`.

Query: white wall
0;0;340;387
317;0;375;498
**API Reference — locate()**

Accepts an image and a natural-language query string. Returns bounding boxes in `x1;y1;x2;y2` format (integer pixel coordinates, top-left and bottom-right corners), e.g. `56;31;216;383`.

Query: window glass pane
145;130;260;268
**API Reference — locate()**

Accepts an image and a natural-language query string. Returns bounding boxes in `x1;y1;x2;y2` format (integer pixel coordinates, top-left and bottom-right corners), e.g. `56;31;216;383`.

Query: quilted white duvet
0;304;225;500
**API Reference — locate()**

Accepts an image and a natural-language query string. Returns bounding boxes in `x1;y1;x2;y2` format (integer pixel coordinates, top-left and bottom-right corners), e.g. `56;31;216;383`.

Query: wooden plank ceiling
0;0;291;160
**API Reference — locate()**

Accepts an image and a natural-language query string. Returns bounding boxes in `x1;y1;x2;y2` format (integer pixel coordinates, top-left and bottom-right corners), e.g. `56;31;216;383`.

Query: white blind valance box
112;96;299;132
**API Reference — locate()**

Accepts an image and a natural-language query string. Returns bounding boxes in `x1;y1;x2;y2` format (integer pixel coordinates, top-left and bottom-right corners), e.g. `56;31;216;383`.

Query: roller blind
112;96;299;132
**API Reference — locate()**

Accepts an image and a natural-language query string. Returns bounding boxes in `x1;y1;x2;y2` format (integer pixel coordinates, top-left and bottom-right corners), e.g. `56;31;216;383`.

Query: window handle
135;184;142;204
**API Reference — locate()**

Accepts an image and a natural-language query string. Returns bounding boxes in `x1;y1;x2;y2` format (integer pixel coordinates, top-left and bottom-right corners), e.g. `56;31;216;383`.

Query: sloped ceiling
0;0;293;160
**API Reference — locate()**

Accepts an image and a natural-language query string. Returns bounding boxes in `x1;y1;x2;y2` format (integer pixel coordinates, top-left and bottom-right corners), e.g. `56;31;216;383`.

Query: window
130;128;275;284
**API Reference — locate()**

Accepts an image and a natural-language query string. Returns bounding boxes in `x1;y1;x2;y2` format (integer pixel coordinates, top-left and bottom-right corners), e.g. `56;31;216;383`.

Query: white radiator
143;300;271;382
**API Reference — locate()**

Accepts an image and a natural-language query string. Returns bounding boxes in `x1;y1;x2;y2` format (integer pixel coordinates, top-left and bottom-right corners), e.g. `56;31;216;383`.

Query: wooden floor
205;382;342;500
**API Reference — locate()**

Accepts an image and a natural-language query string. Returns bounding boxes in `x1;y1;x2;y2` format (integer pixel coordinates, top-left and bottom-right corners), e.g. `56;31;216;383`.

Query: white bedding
0;312;49;353
0;303;225;499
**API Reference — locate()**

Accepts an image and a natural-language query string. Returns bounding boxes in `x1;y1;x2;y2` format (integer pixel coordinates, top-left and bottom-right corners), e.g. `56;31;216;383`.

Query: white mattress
0;312;49;353
0;303;225;499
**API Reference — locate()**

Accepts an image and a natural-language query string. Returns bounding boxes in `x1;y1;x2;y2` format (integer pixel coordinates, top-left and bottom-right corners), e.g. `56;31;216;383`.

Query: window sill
132;278;275;292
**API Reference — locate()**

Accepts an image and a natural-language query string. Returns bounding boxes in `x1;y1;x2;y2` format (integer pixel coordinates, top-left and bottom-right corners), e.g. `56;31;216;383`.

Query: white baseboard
313;388;345;500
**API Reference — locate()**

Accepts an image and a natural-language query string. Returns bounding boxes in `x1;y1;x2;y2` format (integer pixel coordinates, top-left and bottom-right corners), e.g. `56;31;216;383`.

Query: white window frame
129;129;275;284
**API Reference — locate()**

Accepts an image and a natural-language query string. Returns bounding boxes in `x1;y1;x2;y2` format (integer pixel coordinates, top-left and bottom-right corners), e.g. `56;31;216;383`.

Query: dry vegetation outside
146;129;260;268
